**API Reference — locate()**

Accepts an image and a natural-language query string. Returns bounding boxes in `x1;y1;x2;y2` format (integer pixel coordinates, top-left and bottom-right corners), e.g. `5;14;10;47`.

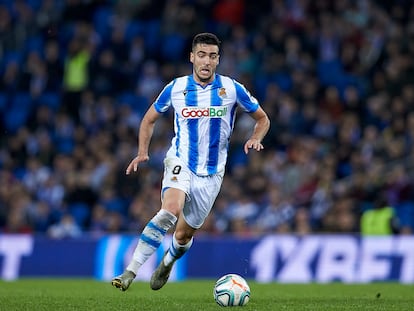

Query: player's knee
161;201;182;216
174;230;193;245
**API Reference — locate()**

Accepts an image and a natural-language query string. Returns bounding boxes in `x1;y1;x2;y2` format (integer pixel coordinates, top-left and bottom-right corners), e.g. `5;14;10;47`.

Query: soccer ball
213;273;250;307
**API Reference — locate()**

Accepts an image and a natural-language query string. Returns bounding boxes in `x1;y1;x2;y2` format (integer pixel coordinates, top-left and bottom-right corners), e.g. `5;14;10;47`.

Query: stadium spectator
254;186;296;234
360;194;399;235
61;31;93;123
47;213;82;239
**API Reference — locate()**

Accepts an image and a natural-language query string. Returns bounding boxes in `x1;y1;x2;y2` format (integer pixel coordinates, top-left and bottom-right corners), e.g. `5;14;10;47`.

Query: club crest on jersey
218;87;227;98
181;106;228;118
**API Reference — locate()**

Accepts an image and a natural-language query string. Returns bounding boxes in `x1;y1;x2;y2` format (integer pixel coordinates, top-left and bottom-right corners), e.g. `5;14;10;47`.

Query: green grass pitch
0;279;413;311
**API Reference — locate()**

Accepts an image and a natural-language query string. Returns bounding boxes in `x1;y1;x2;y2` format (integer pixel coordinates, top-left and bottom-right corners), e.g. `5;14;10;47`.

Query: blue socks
127;209;177;274
163;233;193;266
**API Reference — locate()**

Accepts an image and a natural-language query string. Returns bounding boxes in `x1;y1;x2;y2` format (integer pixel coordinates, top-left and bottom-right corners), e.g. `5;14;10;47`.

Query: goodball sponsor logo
181;107;228;118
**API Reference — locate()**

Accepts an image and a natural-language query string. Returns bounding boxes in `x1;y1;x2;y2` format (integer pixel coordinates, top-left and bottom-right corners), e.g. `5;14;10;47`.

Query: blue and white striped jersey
153;74;260;176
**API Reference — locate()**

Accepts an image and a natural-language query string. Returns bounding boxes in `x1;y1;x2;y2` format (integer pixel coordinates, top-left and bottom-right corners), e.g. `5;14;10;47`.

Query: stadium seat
142;20;161;54
93;7;113;39
24;35;44;57
102;197;125;214
37;92;61;111
69;203;91;228
125;21;145;44
10;92;33;110
57;24;75;49
161;34;186;61
1;51;23;72
0;93;7;113
3;108;30;133
55;138;74;154
317;59;343;86
25;0;42;10
117;92;148;115
0;0;14;11
272;72;292;92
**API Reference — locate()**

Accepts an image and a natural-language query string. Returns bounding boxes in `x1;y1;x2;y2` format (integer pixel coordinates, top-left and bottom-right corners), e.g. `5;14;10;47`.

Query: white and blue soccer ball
213;273;250;307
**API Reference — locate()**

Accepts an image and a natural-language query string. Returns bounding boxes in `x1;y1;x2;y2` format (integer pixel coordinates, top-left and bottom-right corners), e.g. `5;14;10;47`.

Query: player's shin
126;209;177;274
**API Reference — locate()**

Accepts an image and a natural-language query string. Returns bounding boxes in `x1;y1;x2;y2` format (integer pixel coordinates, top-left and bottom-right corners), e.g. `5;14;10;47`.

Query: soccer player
111;32;270;291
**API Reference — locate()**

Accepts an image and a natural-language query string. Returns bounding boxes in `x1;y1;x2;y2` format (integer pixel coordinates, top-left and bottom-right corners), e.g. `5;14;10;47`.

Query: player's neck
192;73;215;87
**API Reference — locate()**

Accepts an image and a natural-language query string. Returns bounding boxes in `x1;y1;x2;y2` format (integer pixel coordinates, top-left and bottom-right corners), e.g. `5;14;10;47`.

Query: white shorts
161;156;223;229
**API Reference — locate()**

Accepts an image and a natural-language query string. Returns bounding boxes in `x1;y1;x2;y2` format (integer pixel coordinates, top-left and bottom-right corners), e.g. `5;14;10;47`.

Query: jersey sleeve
234;80;259;113
153;80;175;113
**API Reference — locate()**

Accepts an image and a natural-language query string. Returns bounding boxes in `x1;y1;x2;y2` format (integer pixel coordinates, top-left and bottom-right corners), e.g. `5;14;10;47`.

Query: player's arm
244;107;270;154
126;104;161;174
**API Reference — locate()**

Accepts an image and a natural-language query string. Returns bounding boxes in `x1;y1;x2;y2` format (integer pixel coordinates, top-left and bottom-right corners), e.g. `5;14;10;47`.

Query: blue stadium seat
0;93;7;113
3;93;33;133
57;24;75;49
93;7;113;39
3;108;30;133
102;197;125;214
317;59;343;86
37;92;61;111
117;92;136;107
142;20;161;54
25;0;42;10
161;34;186;61
69;203;91;228
1;51;23;72
11;92;33;110
0;0;14;10
56;137;74;154
272;72;292;92
117;92;148;115
125;21;145;43
24;35;44;57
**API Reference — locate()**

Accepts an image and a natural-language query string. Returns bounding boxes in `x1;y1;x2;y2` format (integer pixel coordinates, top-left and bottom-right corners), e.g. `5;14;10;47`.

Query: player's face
190;43;220;85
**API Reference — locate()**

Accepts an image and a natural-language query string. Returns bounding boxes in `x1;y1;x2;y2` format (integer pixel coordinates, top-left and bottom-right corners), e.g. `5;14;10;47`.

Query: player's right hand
126;155;150;175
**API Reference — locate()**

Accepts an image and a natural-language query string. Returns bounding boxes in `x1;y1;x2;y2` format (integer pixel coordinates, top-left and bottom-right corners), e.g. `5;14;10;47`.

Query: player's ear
190;52;194;64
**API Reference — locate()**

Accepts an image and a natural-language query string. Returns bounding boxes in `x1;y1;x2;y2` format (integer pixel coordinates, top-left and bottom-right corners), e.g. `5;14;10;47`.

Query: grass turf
0;279;413;311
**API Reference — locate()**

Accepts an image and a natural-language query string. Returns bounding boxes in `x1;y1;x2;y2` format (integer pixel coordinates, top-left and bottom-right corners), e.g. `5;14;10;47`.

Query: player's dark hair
192;33;221;51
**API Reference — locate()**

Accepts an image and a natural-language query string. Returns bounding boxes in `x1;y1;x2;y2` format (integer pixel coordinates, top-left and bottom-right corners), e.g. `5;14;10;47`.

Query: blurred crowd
1;0;414;238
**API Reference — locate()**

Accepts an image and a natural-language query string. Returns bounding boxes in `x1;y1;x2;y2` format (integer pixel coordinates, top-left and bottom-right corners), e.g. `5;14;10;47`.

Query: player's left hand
244;139;264;154
126;154;150;175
